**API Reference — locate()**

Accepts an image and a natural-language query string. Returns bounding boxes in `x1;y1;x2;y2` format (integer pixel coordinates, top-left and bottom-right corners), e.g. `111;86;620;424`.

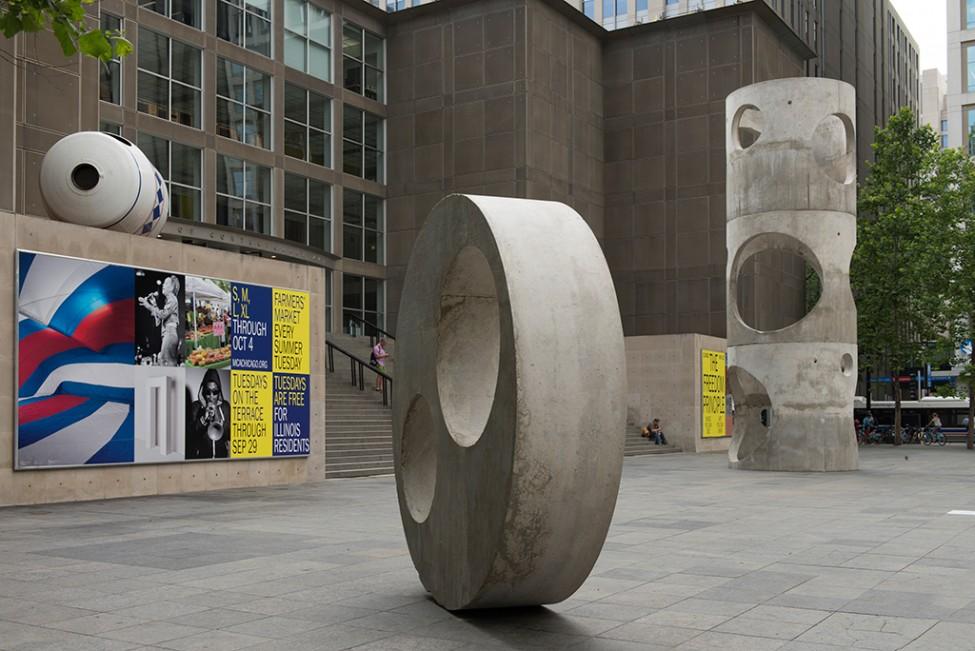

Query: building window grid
217;0;272;58
216;155;272;235
284;173;332;253
343;189;383;264
342;273;384;333
284;83;332;167
137;28;203;128
99;13;122;104
343;21;385;103
343;106;384;183
284;0;332;82
138;0;202;29
137;132;204;222
326;269;333;334
216;57;272;150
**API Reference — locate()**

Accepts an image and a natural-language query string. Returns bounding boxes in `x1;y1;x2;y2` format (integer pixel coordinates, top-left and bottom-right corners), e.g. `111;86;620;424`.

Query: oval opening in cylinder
436;246;501;448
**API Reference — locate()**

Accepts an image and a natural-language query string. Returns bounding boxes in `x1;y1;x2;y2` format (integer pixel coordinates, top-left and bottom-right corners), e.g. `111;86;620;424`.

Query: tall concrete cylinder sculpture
725;78;858;471
394;194;626;610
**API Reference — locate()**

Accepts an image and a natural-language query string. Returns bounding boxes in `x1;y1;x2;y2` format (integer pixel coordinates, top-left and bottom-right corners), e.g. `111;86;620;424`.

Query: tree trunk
969;341;974;450
893;375;902;446
866;368;872;410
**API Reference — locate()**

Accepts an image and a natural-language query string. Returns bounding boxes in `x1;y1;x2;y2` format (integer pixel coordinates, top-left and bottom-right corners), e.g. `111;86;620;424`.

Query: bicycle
922;427;946;446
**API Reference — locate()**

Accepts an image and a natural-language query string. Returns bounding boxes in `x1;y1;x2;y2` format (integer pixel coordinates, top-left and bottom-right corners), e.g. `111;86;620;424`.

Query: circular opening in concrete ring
732;104;764;150
436;245;501;448
813;113;856;185
401;394;437;523
841;353;854;377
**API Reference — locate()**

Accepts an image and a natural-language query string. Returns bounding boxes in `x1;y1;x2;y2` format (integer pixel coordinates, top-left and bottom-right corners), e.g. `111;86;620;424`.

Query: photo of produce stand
184;276;232;369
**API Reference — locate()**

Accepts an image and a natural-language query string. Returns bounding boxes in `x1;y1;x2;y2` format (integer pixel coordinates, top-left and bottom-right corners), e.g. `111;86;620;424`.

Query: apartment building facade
1;0;919;340
947;0;975;152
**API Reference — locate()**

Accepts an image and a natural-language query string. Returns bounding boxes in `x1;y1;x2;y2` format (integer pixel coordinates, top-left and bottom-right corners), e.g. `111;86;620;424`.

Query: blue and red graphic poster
16;251;312;469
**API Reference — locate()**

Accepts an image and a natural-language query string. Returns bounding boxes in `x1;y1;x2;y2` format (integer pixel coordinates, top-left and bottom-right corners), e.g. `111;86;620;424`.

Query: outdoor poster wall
701;349;728;438
15;250;311;469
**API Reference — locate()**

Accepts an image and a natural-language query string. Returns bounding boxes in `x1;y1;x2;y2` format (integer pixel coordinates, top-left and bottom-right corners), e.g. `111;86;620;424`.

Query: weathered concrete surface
393;194;626;610
725;78;859;472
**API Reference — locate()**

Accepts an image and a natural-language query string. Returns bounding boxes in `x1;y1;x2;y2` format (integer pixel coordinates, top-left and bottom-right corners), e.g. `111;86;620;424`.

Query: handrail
345;313;395;346
326;339;391;407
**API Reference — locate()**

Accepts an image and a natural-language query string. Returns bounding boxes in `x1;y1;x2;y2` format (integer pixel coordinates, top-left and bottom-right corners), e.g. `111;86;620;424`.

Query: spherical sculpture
725;78;858;471
40;131;169;237
394;194;626;610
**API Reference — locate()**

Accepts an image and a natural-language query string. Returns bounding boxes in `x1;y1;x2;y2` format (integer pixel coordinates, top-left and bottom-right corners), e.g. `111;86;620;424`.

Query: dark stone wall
385;0;603;331
384;0;809;336
601;10;805;338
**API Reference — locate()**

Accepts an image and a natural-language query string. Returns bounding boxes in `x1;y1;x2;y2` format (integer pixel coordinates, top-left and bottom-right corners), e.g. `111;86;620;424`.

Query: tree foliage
0;0;132;62
852;108;959;442
942;149;975;446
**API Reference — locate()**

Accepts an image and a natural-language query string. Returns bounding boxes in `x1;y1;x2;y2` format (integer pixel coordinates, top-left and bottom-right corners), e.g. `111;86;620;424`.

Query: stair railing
326;339;392;407
345;314;396;347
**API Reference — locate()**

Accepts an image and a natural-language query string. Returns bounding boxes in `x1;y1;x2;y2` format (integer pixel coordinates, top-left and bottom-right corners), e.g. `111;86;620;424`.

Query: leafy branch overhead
0;0;132;62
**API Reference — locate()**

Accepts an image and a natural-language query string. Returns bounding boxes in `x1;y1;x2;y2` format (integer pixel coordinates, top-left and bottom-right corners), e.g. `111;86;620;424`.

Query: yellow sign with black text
230;370;273;457
272;289;310;374
701;349;727;438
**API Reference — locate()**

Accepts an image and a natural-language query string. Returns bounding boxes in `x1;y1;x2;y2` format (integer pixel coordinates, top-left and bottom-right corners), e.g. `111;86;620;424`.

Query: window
284;0;331;82
342;274;384;332
137;133;203;222
343;190;383;263
216;155;272;234
100;14;122;104
966;43;975;93
968;0;975;30
386;1;407;11
284;83;331;166
138;0;201;29
343;22;384;102
966;107;975;156
325;269;333;334
100;121;122;135
636;0;648;13
216;58;271;149
343;106;383;182
583;1;595;18
285;173;332;252
217;0;271;57
137;28;202;128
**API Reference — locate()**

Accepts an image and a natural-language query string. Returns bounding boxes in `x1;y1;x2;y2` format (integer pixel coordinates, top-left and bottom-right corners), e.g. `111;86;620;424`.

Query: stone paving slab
4;447;975;649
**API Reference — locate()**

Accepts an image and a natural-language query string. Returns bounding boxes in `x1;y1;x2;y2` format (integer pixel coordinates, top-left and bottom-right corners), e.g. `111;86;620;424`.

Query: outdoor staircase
324;334;677;477
325;368;394;478
624;424;682;456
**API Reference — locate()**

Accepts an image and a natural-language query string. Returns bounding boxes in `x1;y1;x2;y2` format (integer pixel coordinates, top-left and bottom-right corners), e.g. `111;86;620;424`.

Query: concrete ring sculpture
393;194;626;610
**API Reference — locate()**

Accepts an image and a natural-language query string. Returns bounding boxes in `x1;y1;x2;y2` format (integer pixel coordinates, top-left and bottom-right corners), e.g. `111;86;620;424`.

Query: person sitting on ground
650;418;667;446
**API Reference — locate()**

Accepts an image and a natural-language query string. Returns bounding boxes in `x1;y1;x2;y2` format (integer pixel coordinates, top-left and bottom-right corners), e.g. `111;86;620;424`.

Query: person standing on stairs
370;337;390;391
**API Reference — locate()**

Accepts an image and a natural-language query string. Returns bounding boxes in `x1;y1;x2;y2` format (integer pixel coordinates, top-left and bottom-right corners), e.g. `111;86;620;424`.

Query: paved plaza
3;448;975;650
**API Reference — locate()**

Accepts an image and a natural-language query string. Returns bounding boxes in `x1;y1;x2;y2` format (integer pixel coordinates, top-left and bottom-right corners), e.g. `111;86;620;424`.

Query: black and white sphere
40;131;169;237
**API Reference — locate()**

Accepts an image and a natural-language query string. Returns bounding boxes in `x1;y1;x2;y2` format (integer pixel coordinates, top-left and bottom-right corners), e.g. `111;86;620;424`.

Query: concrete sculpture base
393;194;626;610
725;78;859;472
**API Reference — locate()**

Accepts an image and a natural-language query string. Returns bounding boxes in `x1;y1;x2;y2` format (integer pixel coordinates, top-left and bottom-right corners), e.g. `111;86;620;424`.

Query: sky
890;0;947;75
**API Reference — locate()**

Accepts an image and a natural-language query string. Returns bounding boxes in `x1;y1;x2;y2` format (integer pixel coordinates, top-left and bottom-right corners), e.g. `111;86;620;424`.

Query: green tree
0;0;132;62
944;152;975;448
853;108;957;444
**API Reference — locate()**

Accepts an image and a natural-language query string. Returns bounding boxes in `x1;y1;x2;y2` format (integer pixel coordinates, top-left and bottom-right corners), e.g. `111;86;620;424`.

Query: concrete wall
0;213;327;507
625;334;728;454
384;0;604;331
602;9;807;340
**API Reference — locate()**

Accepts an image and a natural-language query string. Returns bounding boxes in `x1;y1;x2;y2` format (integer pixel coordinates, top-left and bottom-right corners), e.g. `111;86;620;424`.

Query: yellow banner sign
230;370;273;457
272;289;310;374
702;349;727;438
